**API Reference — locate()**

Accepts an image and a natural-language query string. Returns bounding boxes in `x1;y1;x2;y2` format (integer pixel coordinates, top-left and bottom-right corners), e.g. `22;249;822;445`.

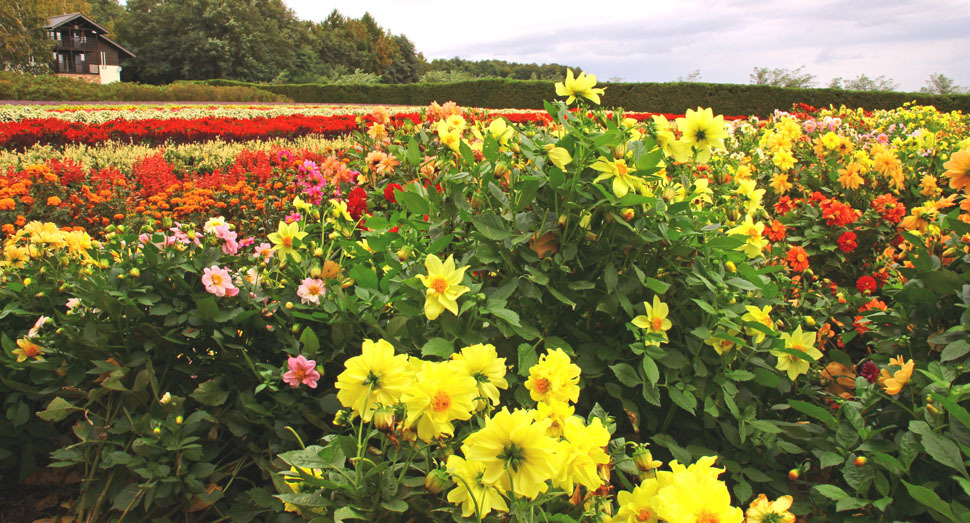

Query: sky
283;0;970;92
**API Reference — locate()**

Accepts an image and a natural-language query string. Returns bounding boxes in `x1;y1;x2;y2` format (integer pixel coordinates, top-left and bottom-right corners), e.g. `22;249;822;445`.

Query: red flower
871;193;906;224
837;231;858;253
774;196;795;215
347;187;367;220
856;275;877;293
858;361;879;383
786;246;810;272
383;183;403;203
820;199;860;227
765;219;787;242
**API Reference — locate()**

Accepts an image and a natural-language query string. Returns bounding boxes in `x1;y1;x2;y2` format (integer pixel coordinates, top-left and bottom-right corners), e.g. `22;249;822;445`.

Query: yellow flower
402;360;478;442
445;454;508;518
821;132;841;150
837;162;865;190
676;107;727;163
878;355;915;395
13;338;44;362
486;118;514;145
771;150;797;171
416;254;470;320
770;173;793;194
283;466;324;514
745;493;796;523
267;221;308;262
615;477;663;523
590;156;644;198
771;326;823;381
534;399;575;438
437;121;462;152
704;327;741;356
524;348;582;404
726;217;769;259
553;416;611;493
545;144;573;170
450;343;508;407
653;456;744;523
943;149;970;193
461;407;557;500
554;69;605;105
335;339;413;421
741;305;774;343
632;295;672;345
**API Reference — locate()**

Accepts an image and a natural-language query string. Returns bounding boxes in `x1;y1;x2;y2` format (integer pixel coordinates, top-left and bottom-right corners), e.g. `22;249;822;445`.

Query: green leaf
726;277;760;292
406;136;420;166
421;337;454;359
380;499;409;512
667;386;697;414
788;399;838;430
902;480;957;520
818;451;845;469
912;422;969;478
36;397;79;422
276;493;330;509
517;343;538;377
641;356;660;385
610;363;642;387
194;296;219;322
872;452;906;476
191;379;229;407
747;420;782;434
547;286;577;308
300;328;320;357
644;277;670;294
813;484;850;501
398;189;429;215
942;340;970;362
348;265;378;290
488;307;521;327
149;303;174;316
470;212;513;241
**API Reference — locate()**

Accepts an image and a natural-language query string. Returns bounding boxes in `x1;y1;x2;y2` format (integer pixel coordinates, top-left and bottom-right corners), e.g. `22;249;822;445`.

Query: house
45;13;135;84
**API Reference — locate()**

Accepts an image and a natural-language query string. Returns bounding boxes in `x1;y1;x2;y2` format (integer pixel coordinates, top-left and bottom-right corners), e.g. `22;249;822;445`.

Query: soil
0;468;81;523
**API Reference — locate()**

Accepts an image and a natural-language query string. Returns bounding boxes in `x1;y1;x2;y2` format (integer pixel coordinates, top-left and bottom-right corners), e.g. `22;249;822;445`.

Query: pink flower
285;212;303;224
202;265;239;297
297;278;326;305
282;355;321;389
254;243;274;262
213;225;239;255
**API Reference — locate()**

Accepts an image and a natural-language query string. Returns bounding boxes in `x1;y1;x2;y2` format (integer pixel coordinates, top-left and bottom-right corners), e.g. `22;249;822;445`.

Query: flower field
2;75;970;522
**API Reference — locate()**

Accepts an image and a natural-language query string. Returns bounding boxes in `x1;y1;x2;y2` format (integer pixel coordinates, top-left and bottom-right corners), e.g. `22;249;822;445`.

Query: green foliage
0;71;288;101
205;78;970;115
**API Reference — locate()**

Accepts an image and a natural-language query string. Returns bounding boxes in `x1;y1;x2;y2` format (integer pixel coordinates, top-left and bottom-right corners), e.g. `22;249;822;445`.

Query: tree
829;74;898;92
749;66;815;88
87;0;126;34
920;73;967;95
0;0;88;72
116;0;305;84
677;70;702;82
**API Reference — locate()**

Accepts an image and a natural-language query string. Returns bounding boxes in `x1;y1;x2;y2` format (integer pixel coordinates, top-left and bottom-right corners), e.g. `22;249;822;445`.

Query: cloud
285;0;970;90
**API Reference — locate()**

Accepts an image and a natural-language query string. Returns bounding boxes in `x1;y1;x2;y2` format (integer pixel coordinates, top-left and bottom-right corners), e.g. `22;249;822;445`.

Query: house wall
99;66;122;84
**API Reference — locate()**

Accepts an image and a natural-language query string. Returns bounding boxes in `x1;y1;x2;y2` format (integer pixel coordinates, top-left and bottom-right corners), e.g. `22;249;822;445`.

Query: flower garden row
2;72;970;521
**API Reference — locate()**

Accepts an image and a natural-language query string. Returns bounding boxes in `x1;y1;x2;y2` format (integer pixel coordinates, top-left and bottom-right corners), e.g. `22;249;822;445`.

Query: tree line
0;0;580;85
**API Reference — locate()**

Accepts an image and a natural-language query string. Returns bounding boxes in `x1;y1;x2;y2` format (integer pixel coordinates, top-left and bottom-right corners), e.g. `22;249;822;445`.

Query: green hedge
0;72;289;102
204;78;970;115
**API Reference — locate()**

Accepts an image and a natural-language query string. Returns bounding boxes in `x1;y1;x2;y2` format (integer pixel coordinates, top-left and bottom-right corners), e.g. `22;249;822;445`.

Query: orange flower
785;246;810;272
837;162;864;190
0;198;15;211
46;196;62;207
943;150;970;193
878;356;914;395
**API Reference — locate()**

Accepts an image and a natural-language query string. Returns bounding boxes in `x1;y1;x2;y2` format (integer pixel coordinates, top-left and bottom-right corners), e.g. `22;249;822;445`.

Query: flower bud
397;246;411;262
372;405;396;433
310;266;322;278
494;162;509;177
129;268;140;278
558;215;568;227
788;468;800;481
620;208;635;221
632;445;662;476
725;261;737;273
175;415;184;425
285;301;294;310
585;231;598;242
333;409;355;427
805;315;816;326
159;392;172;404
153;426;162;435
424;468;452;495
854;456;867;467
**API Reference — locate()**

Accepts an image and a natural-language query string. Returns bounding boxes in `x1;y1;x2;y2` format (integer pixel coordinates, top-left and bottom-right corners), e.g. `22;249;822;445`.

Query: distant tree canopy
427;57;579;81
829;74;899;92
749;66;816;88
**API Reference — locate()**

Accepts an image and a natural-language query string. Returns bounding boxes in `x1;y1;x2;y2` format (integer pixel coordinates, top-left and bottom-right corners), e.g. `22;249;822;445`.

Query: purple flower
858;361;879;384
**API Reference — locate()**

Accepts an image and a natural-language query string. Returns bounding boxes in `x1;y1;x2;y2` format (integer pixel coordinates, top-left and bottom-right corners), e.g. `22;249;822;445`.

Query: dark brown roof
45;13;109;34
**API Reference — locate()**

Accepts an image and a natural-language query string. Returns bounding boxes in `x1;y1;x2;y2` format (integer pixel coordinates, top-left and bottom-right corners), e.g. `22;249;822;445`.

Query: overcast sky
283;0;970;92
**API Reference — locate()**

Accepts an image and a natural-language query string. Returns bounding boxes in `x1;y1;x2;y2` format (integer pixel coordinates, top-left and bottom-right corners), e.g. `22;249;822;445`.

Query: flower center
617;162;629;177
24;343;40;357
651;317;664;331
532;377;550;394
282;236;293;247
636;509;653;522
210;273;223;286
697;510;720;523
429;277;448;294
431;391;451;413
499;442;526;472
308;284;321;295
364;370;381;389
292;367;307;381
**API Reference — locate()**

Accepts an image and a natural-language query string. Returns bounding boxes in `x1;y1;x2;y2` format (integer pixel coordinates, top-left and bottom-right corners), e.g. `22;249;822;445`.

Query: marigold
785;246;810;272
837;231;858;253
